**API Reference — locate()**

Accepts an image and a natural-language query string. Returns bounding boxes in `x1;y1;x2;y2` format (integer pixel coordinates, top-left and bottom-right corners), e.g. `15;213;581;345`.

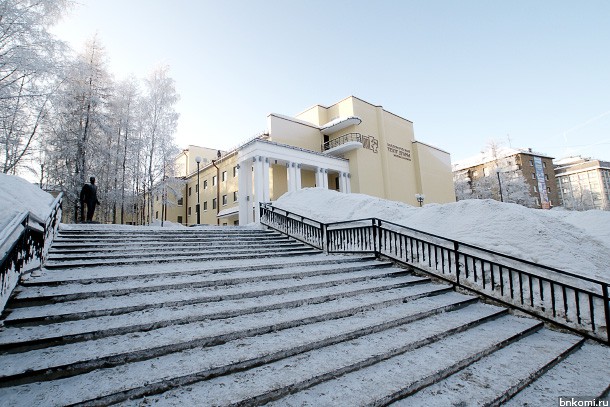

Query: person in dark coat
80;177;100;223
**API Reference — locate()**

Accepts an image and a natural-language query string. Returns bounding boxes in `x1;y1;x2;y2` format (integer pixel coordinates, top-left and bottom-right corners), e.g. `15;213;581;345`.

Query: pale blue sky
52;0;610;162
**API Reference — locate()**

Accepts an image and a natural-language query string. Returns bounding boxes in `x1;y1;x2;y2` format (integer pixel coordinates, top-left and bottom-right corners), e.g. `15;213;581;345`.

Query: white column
253;156;264;222
295;164;302;190
238;161;253;225
346;173;351;193
339;172;347;193
287;162;298;192
263;157;270;202
322;169;329;189
315;168;325;188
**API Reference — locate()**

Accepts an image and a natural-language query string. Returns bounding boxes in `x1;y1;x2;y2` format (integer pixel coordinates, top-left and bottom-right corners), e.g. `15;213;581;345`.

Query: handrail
260;202;610;344
1;193;63;312
322;133;365;151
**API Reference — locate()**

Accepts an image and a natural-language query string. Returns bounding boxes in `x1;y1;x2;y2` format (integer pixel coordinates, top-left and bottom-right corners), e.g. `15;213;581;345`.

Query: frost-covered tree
0;0;69;174
141;65;179;224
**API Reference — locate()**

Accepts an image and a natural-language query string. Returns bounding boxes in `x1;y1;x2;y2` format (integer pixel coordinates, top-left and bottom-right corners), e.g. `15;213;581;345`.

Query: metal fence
260;203;610;344
1;194;63;309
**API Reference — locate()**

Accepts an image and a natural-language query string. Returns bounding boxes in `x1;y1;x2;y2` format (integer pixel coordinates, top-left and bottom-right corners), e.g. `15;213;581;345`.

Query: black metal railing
0;193;63;310
322;133;378;153
260;203;610;344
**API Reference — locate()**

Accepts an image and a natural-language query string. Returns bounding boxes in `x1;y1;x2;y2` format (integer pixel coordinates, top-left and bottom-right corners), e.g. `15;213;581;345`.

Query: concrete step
0;276;440;350
0;290;478;388
21;254;377;286
42;247;320;269
393;329;584;406
5;267;421;322
13;259;394;304
51;234;290;245
263;316;543;406
504;341;610;406
0;293;484;405
48;239;297;254
46;243;310;262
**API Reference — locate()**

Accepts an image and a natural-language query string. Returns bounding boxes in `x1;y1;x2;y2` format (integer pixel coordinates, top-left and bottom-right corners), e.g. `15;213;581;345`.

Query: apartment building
155;96;455;225
453;147;559;209
554;156;610;210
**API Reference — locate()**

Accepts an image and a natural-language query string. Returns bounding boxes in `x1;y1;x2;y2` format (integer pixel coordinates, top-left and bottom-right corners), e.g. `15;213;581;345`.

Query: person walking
80;177;100;223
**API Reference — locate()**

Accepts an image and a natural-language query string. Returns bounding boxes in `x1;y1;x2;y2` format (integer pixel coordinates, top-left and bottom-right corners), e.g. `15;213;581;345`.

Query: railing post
603;283;610;345
372;219;378;256
324;223;329;253
454;241;460;287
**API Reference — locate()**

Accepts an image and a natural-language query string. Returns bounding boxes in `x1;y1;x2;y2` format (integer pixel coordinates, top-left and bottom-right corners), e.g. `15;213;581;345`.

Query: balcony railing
322;133;378;153
260;202;610;345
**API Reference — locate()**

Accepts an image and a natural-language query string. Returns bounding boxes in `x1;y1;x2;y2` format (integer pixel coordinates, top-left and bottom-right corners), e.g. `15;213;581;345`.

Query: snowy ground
274;189;610;283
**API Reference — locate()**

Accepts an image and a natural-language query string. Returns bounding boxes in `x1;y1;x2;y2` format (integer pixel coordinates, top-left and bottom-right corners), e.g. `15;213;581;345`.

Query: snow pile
0;173;55;231
274;189;610;282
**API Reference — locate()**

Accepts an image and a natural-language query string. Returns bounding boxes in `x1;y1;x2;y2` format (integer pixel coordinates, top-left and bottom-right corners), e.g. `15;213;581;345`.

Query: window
156;195;159;202
531;173;536;179
222;171;227;182
543;162;547;168
529;160;534;166
203;179;208;190
547;187;551;193
233;191;238;202
203;201;208;211
233;166;238;177
177;216;183;224
222;194;227;206
188;187;192;196
188;207;191;216
223;222;227;226
212;198;217;209
155;211;159;219
483;167;490;177
177;197;183;206
234;220;239;226
544;174;549;180
212;175;217;186
195;184;198;193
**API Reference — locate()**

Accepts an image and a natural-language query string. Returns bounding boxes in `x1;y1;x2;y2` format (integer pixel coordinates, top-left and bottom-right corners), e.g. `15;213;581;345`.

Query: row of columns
239;156;351;224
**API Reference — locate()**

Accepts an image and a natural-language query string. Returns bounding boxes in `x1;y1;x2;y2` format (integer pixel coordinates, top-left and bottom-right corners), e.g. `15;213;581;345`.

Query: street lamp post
496;169;504;202
195;156;201;224
415;194;425;207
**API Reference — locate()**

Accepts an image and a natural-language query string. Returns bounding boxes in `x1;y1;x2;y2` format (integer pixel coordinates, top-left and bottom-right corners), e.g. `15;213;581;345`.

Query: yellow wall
268;115;321;152
413;142;456;204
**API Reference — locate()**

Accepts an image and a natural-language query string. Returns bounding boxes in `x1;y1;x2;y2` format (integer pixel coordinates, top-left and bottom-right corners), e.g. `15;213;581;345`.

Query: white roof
452;147;553;171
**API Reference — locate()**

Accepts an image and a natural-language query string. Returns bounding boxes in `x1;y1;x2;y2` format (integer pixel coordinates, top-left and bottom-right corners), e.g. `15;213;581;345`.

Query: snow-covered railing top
259;202;610;344
0;193;63;312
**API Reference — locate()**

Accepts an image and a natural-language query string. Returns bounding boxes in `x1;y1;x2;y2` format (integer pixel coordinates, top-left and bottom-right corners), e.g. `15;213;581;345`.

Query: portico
237;139;350;224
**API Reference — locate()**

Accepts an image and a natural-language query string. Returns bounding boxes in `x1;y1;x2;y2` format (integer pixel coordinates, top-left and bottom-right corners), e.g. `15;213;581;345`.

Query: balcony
322;133;378;156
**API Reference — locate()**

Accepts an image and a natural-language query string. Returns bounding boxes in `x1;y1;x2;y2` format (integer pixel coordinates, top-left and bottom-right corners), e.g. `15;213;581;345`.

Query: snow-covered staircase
0;225;608;406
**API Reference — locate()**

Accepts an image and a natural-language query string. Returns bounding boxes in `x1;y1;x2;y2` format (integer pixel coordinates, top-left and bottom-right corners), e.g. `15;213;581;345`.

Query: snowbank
0;173;54;231
274;189;610;283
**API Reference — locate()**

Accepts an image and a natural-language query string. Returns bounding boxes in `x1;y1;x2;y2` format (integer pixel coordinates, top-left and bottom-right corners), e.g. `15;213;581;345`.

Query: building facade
155;96;455;226
554;157;610;211
453;148;559;209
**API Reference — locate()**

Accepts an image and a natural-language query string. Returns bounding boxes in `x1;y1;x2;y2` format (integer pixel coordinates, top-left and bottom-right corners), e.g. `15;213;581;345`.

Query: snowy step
0;276;440;349
505;341;610;406
13;259;394;304
21;254;376;285
42;247;320;269
46;243;310;262
50;234;291;245
48;239;298;254
4;268;421;323
0;291;480;387
265;316;543;407
0;294;487;405
393;329;584;406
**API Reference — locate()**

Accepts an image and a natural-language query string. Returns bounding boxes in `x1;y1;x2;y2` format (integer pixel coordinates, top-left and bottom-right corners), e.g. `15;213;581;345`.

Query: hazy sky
52;0;610;162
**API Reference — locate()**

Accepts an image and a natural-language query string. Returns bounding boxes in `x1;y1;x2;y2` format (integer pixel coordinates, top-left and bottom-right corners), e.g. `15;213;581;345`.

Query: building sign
387;143;411;161
534;157;550;209
361;135;379;153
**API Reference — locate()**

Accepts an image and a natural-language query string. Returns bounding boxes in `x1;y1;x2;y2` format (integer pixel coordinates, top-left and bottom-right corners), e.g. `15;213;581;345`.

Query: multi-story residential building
452;147;559;209
154;96;455;226
554;156;610;211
